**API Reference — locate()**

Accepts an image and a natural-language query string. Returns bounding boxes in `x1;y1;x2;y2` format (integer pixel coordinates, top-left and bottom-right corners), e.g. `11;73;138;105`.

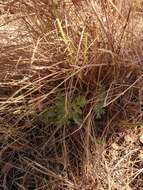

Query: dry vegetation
0;0;143;189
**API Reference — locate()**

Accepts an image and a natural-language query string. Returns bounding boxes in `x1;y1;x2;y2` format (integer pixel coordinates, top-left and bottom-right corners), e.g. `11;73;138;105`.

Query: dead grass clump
0;0;143;189
75;125;143;190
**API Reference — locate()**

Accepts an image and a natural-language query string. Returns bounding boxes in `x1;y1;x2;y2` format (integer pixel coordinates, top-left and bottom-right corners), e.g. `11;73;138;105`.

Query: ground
0;1;143;189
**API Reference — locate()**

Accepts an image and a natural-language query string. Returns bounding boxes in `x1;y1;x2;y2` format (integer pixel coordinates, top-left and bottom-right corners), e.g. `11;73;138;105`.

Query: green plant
93;101;105;119
93;85;106;119
41;95;87;127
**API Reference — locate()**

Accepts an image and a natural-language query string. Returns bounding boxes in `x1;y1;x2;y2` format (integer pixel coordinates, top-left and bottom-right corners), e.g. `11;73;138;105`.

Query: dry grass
0;0;143;189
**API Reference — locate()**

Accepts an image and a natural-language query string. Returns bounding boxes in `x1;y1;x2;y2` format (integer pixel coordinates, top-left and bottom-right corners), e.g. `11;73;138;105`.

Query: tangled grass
0;0;143;189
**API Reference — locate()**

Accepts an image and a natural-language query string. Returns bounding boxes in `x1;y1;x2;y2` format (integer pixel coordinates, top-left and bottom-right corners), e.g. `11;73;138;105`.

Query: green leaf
41;107;56;124
40;94;87;127
93;84;106;119
75;95;87;108
70;111;82;125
